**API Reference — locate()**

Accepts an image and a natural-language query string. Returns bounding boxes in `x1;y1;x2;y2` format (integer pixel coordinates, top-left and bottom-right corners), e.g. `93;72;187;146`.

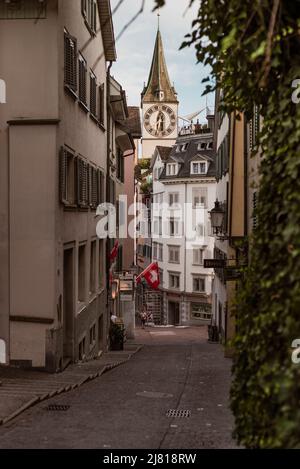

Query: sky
110;0;214;122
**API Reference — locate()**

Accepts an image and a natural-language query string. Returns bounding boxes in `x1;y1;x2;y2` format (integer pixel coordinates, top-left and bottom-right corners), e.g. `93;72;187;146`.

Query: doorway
63;248;74;362
168;301;180;326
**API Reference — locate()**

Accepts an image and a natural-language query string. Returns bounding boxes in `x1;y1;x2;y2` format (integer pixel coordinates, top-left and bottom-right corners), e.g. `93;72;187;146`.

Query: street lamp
209;200;225;235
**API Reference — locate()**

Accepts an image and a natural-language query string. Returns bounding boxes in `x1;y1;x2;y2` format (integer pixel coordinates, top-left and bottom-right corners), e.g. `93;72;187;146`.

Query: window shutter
99;84;105;125
77;158;88;207
81;0;87;17
79;56;87;104
90;73;97;116
59;147;67;204
93;0;97;32
64;32;77;92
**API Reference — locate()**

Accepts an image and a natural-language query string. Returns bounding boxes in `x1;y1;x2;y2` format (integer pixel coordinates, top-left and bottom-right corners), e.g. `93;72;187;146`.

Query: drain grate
166;409;191;418
46;404;70;412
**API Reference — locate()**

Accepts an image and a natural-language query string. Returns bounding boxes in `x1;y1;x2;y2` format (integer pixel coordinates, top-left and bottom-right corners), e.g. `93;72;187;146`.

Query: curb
0;344;143;427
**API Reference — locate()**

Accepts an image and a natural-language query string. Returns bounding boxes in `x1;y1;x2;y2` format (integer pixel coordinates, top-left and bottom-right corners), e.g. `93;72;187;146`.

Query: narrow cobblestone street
0;327;237;449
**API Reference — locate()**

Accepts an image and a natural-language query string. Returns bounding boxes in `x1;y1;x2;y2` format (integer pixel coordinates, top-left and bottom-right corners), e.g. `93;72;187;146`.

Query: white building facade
151;125;217;326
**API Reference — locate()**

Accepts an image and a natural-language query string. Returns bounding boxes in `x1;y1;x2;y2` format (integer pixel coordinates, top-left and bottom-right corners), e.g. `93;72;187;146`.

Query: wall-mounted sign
204;259;226;269
225;267;242;281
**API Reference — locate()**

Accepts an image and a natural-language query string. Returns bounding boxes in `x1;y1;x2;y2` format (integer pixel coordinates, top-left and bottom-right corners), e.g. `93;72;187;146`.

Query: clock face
144;104;176;137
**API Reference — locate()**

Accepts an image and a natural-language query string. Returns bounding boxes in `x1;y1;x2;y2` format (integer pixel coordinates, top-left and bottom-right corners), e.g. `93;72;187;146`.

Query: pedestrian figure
140;306;147;329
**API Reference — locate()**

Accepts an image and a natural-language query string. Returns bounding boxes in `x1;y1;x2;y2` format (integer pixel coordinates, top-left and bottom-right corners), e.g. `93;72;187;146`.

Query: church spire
142;27;178;104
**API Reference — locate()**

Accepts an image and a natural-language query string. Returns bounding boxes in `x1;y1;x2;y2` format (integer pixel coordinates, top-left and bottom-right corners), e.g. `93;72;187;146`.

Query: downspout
229;112;236;242
243;116;248;239
106;61;113;314
183;182;187;325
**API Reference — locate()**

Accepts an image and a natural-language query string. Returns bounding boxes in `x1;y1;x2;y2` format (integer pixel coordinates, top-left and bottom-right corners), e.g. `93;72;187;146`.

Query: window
78;54;87;106
153;242;163;261
158;244;163;261
192;162;206;175
198;142;207;150
196;223;205;237
169;273;180;289
90;71;97;117
77;158;89;208
181;143;188;152
99;83;105;126
90;240;96;294
169;193;179;206
193;276;206;293
193;248;204;265
153;242;158;260
169;246;180;264
167;163;177;176
59;147;77;206
169;218;180;237
64;30;77;94
82;0;97;34
78;244;86;302
89;324;96;346
193;188;207;208
191;303;212;321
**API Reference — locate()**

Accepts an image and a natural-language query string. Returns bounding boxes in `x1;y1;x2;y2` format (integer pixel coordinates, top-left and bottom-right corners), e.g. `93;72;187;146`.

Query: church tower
141;21;179;159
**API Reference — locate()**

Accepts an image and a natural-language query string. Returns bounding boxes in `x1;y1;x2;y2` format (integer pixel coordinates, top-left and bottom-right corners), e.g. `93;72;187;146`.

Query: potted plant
109;322;125;351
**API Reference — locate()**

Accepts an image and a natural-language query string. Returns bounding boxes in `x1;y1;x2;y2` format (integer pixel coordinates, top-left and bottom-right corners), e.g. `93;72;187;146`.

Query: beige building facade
0;0;117;371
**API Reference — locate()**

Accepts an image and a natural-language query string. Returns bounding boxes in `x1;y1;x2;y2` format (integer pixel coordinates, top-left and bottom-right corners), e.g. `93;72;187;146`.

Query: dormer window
181;143;188;152
191;162;207;175
167;163;178;176
198;142;207;150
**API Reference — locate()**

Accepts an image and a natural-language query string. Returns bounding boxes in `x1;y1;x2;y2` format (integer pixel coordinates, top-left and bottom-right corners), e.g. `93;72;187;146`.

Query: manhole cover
166;409;191;418
46;404;70;411
136;391;173;399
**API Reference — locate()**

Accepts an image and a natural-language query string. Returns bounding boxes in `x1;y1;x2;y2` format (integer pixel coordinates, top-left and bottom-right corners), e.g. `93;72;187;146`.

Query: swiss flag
109;240;119;263
136;262;160;289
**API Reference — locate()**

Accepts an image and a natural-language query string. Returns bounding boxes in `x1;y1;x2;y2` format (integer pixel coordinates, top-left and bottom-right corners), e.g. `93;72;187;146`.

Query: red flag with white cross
136;262;160;289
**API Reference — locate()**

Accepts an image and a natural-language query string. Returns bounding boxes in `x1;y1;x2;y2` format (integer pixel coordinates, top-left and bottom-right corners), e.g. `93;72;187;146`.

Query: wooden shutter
77;158;88;207
90;73;97;116
79;55;87;104
93;0;97;33
59;147;67;204
81;0;87;17
97;170;103;205
99;83;105;125
64;31;77;92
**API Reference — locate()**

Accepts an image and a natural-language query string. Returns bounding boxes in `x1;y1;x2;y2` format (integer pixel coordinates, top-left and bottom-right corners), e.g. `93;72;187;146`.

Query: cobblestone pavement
0;326;238;449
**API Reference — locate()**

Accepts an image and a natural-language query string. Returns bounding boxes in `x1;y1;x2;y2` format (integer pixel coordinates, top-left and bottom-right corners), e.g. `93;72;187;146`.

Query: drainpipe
106;61;113;319
183;182;187;325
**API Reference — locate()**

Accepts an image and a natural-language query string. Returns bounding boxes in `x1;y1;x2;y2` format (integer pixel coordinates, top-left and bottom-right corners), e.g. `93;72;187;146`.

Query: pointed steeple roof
142;29;178;103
